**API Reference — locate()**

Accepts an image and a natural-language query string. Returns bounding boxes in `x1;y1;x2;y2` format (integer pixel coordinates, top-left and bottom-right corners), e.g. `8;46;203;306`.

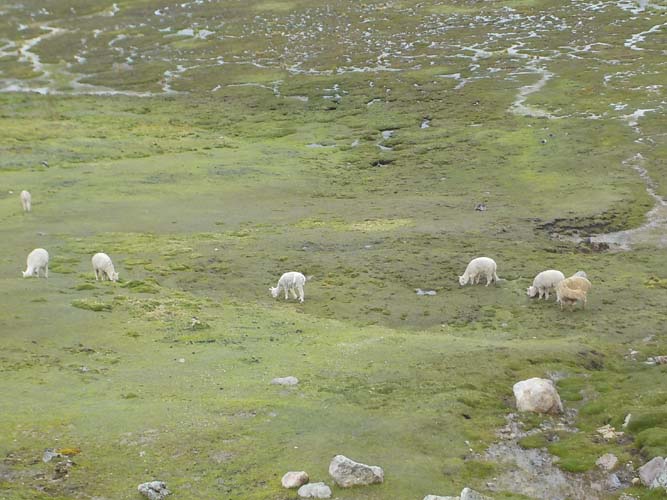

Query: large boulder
513;378;563;414
328;455;384;487
639;457;667;489
137;481;170;500
282;470;309;488
297;482;332;498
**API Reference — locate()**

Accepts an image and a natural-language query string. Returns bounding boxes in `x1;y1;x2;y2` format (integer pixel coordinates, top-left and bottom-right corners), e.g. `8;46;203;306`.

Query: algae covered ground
1;0;667;499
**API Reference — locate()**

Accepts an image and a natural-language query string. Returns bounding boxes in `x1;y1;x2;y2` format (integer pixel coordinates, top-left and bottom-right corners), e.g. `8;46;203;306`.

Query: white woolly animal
270;271;308;303
458;257;498;286
22;248;49;278
20;190;31;212
526;270;565;299
92;252;119;282
556;276;592;310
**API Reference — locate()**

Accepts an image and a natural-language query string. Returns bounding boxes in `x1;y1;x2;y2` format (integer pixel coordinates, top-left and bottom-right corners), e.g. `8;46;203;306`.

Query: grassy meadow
1;0;667;499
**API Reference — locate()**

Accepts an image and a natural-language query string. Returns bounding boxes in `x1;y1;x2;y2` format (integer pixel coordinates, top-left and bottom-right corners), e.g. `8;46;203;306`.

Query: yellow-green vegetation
1;0;667;499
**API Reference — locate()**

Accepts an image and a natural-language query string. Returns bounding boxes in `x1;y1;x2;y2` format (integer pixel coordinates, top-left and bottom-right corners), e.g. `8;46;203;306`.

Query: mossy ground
1;0;667;499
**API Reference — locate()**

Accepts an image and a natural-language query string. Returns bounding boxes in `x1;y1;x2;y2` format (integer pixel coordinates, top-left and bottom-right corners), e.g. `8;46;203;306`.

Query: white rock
424;496;459;500
297;482;331;498
639;456;667;488
271;376;299;386
282;470;309;488
622;413;632;428
596;453;619;471
329;454;384;487
461;487;493;500
512;378;563;414
137;481;170;500
597;424;623;440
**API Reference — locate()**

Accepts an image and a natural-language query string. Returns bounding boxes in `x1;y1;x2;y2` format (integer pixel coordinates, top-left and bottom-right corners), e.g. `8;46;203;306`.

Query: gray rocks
271;376;299;386
297;481;332;498
282;470;309;488
638;456;667;489
607;473;622;490
461;488;493;500
596;453;618;471
512;377;563;414
137;481;171;500
423;488;492;500
42;449;62;463
328;454;384;487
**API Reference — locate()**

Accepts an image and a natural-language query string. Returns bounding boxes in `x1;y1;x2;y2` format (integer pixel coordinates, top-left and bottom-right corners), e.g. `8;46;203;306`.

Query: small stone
653;355;667;365
53;459;74;479
607;473;622;490
329;454;384;487
460;487;493;500
271;376;299;386
137;480;171;500
297;482;331;498
424;496;459;500
282;471;309;489
43;449;62;463
596;453;619;471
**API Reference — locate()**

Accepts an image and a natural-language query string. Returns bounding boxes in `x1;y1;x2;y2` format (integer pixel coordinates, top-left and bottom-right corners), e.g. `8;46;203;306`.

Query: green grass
1;0;667;499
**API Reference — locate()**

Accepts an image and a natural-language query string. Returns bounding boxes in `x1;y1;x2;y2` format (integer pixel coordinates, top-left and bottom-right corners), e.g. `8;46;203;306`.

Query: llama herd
18;190;590;310
22;247;119;282
457;256;591;310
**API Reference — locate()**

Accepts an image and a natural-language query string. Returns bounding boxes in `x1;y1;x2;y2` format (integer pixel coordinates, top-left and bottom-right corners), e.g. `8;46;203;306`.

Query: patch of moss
120;279;160;294
547;435;598;473
635;428;667;458
519;433;549;449
71;299;112;312
645;277;667;289
626;412;667;434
